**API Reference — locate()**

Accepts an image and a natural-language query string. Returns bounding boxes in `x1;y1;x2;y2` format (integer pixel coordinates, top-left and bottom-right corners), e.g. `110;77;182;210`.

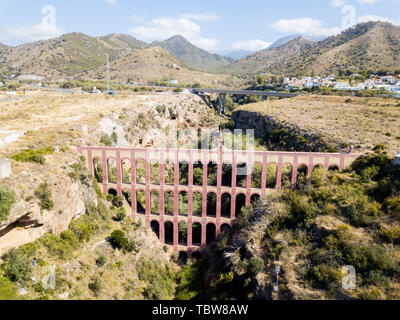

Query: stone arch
150;190;160;214
206;223;216;244
136;159;146;184
192;192;202;217
236;163;247;188
150;161;160;185
193;162;203;186
222;164;232;187
192;222;202;245
207;192;217;217
178;222;188;245
251;162;263;188
266;163;277;189
207;162;218;186
236;193;246;216
281;163;293;189
221;193;231;218
164;221;173;244
150;220;160;239
164;191;174;216
179;191;188;216
108;188;117;197
93;158;103;183
165;160;175;185
136;189;146;214
329;165;339;172
121;158;131;184
179;161;189;186
107;158;117;183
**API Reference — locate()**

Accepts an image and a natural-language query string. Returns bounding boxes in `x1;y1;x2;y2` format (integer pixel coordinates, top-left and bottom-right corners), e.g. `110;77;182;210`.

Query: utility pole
106;53;110;94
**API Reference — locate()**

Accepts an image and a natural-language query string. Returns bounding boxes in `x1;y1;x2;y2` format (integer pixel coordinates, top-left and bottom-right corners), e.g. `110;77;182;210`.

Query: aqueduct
76;145;360;254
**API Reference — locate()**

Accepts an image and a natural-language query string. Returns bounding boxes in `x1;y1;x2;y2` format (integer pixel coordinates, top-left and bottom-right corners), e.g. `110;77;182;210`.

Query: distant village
283;74;400;94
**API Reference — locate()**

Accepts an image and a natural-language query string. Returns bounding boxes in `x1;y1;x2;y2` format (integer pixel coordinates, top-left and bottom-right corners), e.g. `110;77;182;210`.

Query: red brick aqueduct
76;145;360;254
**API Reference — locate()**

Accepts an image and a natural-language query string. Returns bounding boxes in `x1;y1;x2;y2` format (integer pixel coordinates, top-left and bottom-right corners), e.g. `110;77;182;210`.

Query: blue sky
0;0;399;52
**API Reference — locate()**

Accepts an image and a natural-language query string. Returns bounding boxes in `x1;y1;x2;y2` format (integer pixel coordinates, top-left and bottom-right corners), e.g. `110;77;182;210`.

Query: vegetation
0;186;16;222
11;147;53;164
34;182;54;211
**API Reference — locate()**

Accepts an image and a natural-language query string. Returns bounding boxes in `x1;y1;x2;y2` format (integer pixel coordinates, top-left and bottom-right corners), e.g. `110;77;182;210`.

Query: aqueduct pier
77;146;360;254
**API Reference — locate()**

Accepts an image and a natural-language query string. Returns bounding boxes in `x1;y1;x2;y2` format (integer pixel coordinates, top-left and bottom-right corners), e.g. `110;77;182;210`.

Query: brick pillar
216;220;221;239
231;152;237;219
307;156;314;184
101;149;108;193
116;150;122;196
160;150;165;219
275;156;283;189
145;150;151;226
173;219;179;252
245;152;253;206
216;148;222;219
87;149;94;176
159;218;165;244
291;156;299;190
187;219;193;247
201;222;206;246
340;156;345;171
324;156;330;172
131;185;137;218
261;153;267;195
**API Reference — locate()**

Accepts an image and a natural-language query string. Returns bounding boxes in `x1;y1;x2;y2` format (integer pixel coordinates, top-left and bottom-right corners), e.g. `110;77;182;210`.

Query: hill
81;46;231;87
268;34;300;49
0;32;147;80
150;35;233;72
221;36;315;77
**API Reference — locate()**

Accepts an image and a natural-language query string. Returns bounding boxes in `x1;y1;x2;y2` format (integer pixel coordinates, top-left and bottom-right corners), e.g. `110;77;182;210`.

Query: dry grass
237;94;400;155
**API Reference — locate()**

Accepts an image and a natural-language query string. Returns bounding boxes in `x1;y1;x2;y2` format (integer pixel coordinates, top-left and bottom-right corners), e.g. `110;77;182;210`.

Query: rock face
0;154;98;255
0;159;11;178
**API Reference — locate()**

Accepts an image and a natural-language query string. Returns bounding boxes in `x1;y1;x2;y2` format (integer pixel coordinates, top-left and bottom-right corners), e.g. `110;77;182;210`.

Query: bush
96;255;107;267
306;264;338;289
0;277;17;300
11;147;53;164
100;135;112;147
247;256;265;277
110;230;135;253
34;182;54;210
112;196;124;208
89;276;102;297
4;249;32;283
115;207;126;221
0;186;16;222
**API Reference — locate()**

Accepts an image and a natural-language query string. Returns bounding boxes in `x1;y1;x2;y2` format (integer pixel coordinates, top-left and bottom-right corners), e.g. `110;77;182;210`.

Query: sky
0;0;399;53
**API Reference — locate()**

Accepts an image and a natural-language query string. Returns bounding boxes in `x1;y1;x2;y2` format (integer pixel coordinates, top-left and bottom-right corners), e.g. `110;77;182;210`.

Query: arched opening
311;165;325;187
178;251;188;265
107;158;117;183
329;165;339;172
165;160;175;185
266;163;277;189
150;221;160;239
93;158;103;183
178;222;188;245
122;190;132;207
221;193;231;218
136;160;146;185
236;193;246;217
251;163;262;188
221;223;231;234
179;191;188;216
206;223;216;244
251;194;260;204
282;164;293;189
207;162;218;186
222;164;232;187
236;163;247;188
192;192;202;217
191;251;202;260
193;162;203;186
122;159;131;184
296;164;308;187
136;190;146;214
150;190;160;214
207;192;217;217
164;191;174;216
192;223;202;245
151;161;160;185
108;188;117;197
179;162;189;186
164;221;173;244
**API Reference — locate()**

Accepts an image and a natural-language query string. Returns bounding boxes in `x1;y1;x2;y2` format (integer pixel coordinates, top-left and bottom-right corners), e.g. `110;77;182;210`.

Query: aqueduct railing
76;146;360;253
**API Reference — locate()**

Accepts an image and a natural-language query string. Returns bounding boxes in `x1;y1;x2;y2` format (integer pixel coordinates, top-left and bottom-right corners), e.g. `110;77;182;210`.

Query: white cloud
105;0;117;4
358;0;382;4
331;0;347;7
4;23;63;43
180;13;220;22
270;18;341;37
129;17;219;51
232;40;272;52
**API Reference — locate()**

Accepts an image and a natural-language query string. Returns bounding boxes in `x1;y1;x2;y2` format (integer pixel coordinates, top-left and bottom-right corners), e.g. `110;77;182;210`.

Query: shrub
0;186;16;222
0;277;17;300
4;249;32;283
306;264;338;289
116;207;126;221
110;230;129;251
96;255;107;267
247;256;265;277
89;276;102;297
112;196;124;208
34;182;54;210
100;135;112;147
11;147;53;164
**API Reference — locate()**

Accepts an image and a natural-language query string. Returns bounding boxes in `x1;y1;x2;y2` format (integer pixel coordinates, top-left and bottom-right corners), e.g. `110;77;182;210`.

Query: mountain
223;50;253;60
271;21;400;76
268;34;300;49
0;32;147;79
81;46;229;86
0;43;10;51
220;36;315;77
150;35;234;72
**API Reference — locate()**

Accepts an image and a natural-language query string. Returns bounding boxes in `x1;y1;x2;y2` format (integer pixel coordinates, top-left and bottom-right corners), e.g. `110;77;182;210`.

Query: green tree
0;186;16;222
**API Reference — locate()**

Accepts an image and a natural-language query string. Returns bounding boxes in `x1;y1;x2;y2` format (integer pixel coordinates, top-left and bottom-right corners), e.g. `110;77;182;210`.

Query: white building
333;82;351;90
